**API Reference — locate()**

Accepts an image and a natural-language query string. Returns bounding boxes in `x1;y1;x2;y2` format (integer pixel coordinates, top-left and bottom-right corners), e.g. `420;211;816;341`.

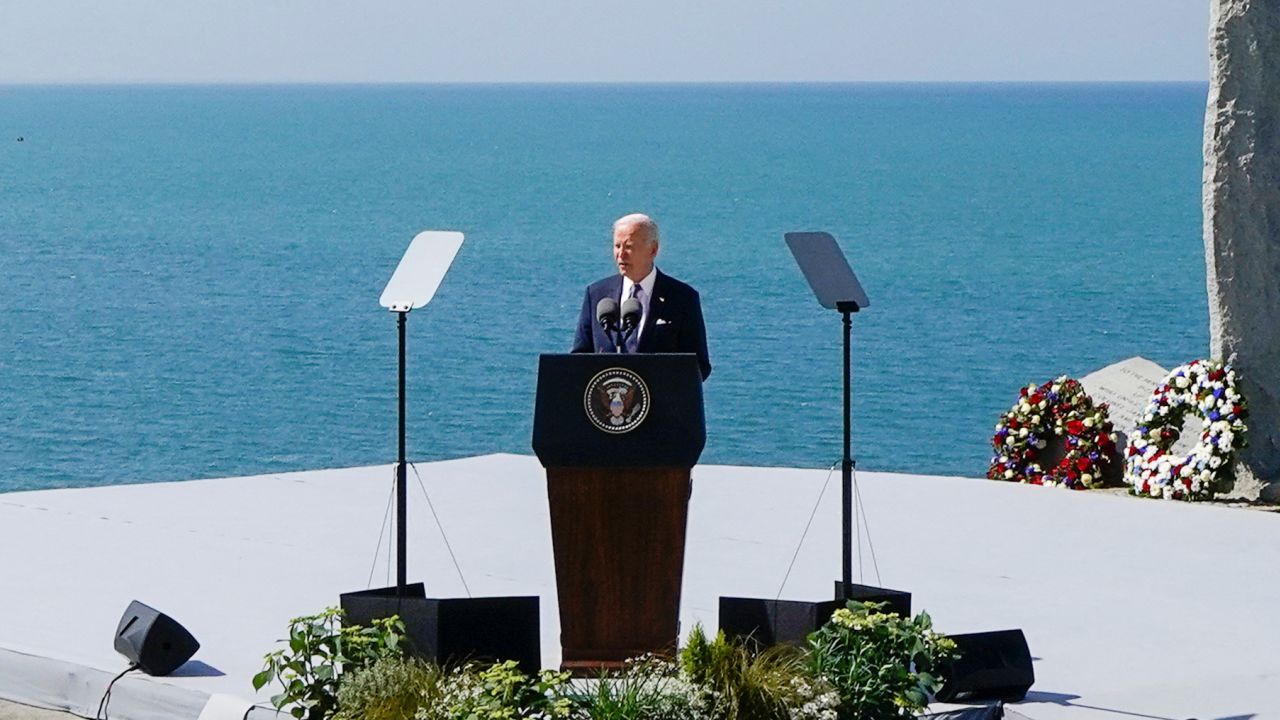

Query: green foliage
333;656;446;720
568;656;699;720
446;659;576;720
806;602;959;720
251;607;407;720
680;625;838;720
251;604;958;720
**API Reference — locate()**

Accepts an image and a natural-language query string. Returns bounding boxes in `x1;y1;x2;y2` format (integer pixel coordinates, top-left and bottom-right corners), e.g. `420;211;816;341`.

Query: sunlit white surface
378;230;464;311
0;455;1275;720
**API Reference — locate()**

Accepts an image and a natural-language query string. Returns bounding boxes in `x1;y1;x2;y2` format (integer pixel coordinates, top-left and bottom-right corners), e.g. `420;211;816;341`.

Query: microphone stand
618;297;642;353
618;319;642;354
603;320;622;354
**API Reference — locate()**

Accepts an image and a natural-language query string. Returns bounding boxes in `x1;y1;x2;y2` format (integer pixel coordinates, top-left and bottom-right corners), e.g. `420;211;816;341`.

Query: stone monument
1203;0;1280;501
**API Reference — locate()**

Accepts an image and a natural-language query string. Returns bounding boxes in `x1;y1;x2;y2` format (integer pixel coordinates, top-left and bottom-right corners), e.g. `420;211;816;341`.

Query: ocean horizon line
0;79;1211;89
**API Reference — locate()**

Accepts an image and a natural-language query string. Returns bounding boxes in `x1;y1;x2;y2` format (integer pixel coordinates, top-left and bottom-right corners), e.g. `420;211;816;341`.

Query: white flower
1175;376;1190;389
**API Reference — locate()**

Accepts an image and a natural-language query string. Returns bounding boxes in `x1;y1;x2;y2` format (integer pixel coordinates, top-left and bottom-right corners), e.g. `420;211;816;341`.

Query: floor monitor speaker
935;629;1033;703
113;600;200;676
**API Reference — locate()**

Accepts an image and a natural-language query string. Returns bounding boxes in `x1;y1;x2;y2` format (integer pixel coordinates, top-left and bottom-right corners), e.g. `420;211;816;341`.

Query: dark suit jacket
571;270;712;380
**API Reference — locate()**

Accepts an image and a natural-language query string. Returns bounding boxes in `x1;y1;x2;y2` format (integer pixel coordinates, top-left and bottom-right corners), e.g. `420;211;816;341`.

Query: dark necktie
625;284;642;353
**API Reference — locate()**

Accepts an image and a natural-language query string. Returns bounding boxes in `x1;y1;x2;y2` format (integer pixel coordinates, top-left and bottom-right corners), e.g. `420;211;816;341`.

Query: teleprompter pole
782;232;872;609
838;301;858;597
396;310;408;596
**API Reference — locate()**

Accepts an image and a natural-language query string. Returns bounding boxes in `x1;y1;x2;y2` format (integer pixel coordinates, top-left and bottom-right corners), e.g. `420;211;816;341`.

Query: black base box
719;596;841;647
833;581;912;617
340;584;541;674
719;581;912;647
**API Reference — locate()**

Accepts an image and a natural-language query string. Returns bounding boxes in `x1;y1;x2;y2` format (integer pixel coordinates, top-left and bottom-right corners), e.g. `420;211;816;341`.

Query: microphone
596;297;619;329
620;298;642;331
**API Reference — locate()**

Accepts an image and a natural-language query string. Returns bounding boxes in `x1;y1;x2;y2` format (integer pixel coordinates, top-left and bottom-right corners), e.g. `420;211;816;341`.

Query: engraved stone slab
1079;357;1196;459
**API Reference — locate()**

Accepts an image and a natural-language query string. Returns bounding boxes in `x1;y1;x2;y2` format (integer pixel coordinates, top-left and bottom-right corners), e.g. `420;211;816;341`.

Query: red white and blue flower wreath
988;376;1117;489
1124;359;1248;501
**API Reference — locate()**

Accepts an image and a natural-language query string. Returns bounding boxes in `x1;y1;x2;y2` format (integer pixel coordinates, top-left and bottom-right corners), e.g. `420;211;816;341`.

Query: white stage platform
0;453;1275;720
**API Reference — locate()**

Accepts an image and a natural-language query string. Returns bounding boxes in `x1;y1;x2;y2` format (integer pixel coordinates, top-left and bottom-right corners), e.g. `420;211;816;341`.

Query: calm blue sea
0;84;1209;492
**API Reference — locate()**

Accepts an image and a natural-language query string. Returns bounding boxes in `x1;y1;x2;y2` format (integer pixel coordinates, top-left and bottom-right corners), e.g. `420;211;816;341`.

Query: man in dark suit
571;213;711;381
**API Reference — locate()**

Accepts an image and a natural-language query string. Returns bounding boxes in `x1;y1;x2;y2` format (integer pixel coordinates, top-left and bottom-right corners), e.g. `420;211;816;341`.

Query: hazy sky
0;0;1209;83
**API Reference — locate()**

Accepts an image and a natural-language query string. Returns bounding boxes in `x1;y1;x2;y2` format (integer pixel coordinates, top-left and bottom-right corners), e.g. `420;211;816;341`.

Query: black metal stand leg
841;308;853;597
397;311;408;596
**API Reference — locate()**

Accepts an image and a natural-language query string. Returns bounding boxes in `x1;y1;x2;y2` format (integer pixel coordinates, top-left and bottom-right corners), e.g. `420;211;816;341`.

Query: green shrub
569;656;702;720
806;602;958;720
444;659;576;719
333;656;446;720
251;607;406;720
680;625;838;720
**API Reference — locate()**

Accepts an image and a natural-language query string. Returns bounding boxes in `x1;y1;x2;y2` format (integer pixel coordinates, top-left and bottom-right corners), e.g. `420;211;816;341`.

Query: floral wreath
1124;359;1247;501
988;376;1117;489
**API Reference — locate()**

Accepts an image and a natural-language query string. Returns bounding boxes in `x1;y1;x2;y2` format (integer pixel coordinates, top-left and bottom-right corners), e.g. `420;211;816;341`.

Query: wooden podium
532;353;705;673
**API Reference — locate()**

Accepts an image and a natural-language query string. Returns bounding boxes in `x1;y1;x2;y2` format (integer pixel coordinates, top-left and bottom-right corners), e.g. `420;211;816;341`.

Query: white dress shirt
620;268;657;343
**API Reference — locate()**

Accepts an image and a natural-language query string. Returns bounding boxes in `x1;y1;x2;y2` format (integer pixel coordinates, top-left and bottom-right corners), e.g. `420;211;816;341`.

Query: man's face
613;224;658;282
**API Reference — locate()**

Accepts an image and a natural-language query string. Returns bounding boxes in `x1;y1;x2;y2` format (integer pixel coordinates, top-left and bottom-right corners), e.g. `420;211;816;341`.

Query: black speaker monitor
113;600;200;676
935;629;1034;703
